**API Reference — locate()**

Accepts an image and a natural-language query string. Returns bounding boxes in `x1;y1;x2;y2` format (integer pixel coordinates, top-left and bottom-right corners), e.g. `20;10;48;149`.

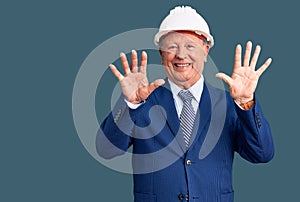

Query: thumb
148;79;165;92
152;79;165;87
216;73;233;87
137;79;165;102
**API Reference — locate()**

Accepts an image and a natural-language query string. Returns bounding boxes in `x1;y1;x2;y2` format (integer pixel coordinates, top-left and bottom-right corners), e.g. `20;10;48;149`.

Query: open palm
216;41;272;104
110;50;165;104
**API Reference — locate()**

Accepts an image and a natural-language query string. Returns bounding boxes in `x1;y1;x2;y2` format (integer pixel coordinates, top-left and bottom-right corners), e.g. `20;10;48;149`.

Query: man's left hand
216;41;272;105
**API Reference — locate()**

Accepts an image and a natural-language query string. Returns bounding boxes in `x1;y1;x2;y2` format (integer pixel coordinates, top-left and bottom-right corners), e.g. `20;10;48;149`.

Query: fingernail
120;52;125;57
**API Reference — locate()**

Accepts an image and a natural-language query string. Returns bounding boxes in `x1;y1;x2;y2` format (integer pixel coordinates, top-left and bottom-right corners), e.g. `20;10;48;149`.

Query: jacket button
186;159;192;165
178;193;185;200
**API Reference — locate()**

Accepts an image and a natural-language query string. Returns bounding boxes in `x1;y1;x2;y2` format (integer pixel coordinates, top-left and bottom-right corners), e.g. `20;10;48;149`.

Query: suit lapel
188;83;212;150
153;81;180;137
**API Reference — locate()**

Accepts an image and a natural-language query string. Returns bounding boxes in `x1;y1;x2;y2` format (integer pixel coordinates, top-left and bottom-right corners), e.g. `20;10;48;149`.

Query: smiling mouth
174;63;192;67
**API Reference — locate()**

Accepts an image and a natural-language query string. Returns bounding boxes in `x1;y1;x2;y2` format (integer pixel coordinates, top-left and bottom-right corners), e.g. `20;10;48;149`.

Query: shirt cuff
124;99;143;109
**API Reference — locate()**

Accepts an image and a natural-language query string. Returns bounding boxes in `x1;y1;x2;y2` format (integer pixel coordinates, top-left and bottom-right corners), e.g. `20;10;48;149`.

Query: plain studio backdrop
1;0;299;201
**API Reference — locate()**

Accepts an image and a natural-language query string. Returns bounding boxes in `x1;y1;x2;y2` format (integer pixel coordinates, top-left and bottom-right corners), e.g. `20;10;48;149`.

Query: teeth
175;63;190;67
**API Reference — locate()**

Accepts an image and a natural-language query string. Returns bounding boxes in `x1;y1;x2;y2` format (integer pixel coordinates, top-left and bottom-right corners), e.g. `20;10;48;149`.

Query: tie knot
178;90;194;102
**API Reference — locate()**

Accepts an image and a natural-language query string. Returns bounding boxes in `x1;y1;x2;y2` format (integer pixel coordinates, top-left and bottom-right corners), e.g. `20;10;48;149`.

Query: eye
168;45;178;50
186;44;195;49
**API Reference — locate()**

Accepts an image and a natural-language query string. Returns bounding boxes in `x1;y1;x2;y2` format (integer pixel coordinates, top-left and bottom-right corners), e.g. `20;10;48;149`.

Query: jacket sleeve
95;95;134;159
234;97;275;163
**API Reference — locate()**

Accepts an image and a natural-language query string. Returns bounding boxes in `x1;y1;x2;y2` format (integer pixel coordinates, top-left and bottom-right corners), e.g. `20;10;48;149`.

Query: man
96;6;274;202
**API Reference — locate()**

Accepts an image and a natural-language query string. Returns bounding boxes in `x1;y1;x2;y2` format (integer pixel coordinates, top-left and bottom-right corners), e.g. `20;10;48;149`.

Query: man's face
159;31;210;89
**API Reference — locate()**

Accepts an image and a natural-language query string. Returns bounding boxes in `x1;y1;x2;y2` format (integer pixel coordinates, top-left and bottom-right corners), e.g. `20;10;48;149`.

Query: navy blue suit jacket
96;81;274;202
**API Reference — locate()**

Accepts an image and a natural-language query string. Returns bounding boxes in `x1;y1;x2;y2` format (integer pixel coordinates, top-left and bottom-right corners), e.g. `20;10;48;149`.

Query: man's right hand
110;50;165;104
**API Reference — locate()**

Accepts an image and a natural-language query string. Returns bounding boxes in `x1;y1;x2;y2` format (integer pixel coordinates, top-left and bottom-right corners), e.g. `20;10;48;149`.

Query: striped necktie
178;90;196;148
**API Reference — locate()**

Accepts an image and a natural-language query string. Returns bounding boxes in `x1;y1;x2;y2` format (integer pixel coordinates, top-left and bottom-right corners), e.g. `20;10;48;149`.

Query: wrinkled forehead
158;30;207;46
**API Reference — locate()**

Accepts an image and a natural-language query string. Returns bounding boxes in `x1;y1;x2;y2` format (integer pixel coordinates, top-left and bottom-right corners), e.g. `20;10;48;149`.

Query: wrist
234;95;255;110
235;95;253;105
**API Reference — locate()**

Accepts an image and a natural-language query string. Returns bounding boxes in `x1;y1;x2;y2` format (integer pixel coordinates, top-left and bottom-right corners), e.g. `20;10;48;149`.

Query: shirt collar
168;76;204;103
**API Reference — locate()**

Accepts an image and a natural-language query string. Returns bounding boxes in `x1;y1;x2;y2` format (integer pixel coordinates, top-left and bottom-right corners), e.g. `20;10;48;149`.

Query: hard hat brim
154;29;214;47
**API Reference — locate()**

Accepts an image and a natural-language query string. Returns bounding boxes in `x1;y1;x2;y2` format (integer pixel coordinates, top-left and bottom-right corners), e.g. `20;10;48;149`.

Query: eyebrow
162;40;200;47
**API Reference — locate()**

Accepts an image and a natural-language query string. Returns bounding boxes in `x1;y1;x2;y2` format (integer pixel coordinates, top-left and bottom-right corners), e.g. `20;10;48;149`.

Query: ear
204;44;210;62
205;44;210;54
159;49;163;56
159;50;165;65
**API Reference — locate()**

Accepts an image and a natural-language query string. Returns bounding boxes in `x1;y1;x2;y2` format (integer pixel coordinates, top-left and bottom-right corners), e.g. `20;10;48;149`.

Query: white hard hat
154;6;214;47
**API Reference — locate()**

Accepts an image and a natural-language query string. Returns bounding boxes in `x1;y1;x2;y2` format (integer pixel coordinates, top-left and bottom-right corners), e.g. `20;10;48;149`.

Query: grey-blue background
1;0;299;201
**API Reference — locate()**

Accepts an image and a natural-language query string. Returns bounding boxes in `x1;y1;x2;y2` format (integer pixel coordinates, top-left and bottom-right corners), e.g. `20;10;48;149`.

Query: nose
175;47;187;60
